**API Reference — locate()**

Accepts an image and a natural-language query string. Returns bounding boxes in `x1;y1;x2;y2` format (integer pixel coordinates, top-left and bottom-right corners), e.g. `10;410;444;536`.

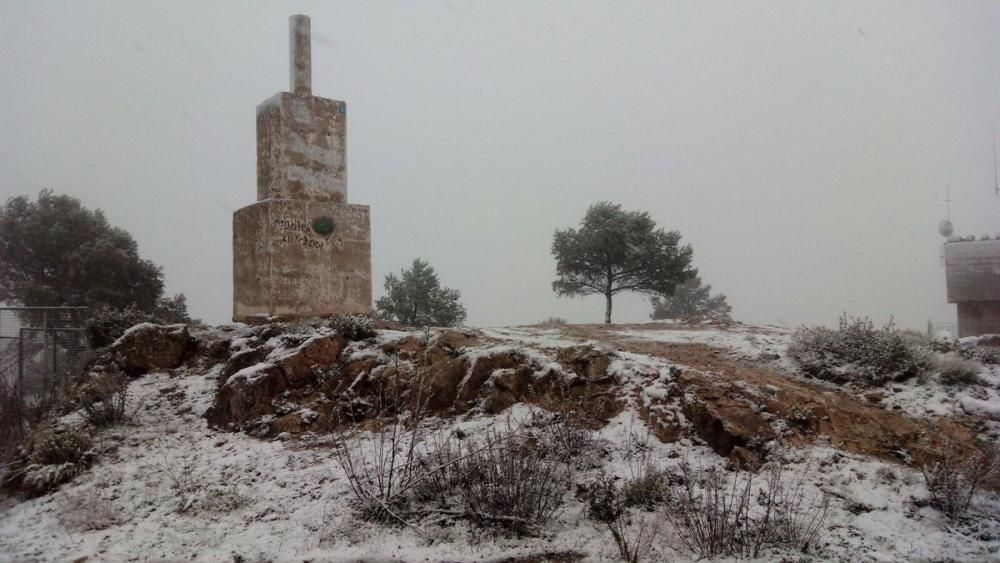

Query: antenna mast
993;125;998;197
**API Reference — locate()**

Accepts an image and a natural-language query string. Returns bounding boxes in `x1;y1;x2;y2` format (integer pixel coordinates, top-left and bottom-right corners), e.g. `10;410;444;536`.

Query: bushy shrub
541;317;568;325
329;314;376;341
85;305;155;348
935;354;982;386
622;465;672;510
788;314;933;387
13;425;96;495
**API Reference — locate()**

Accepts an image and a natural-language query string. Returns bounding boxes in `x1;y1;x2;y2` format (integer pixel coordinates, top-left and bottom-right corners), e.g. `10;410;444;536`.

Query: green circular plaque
312;216;335;235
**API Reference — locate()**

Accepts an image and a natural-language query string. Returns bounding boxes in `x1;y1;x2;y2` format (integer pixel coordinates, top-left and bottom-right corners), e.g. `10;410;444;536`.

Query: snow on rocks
3;322;1000;561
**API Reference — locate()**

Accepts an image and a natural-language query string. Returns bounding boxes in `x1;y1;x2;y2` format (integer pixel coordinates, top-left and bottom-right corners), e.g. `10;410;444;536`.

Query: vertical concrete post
290;15;311;95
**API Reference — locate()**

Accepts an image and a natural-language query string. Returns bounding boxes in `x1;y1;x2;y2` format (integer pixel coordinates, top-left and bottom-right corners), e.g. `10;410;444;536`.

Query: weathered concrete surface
256;93;347;203
956;301;1000;338
944;239;1000;336
233;199;371;321
233;14;372;322
289;15;311;95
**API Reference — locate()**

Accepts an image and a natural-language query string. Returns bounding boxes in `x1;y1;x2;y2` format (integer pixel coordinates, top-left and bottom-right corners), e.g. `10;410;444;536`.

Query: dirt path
559;324;985;469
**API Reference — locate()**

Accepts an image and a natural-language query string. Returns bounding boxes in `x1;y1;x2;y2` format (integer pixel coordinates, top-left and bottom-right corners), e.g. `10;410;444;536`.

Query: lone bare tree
551;202;695;324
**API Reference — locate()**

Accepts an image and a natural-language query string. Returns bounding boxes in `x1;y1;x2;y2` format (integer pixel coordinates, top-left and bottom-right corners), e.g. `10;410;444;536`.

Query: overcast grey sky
2;0;999;329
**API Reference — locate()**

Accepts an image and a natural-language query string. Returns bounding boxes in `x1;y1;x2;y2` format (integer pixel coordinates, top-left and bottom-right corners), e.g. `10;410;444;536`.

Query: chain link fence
1;307;91;452
927;319;959;339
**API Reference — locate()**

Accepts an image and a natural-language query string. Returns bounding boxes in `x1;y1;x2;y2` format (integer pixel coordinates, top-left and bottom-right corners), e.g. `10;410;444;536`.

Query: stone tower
233;15;372;322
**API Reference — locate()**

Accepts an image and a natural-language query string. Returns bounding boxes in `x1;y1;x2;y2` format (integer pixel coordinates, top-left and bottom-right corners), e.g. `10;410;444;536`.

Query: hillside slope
1;321;998;562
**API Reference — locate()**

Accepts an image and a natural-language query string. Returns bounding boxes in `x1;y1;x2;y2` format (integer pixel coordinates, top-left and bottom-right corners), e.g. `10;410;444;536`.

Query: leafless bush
154;448;204;514
0;367;71;463
666;462;829;559
332;378;430;525
58;476;122;531
0;375;27;460
588;474;662;562
79;372;131;427
921;445;999;518
452;427;570;536
528;409;603;468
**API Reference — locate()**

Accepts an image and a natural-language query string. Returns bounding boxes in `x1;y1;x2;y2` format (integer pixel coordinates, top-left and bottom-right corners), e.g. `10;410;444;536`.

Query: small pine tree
650;276;732;322
375;259;467;327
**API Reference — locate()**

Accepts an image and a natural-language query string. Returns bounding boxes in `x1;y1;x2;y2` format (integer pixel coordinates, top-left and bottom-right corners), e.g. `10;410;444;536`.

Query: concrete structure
233;15;372;322
944;236;1000;337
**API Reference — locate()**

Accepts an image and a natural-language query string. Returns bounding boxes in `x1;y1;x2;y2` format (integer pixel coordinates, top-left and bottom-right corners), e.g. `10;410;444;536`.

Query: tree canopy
0;190;186;318
551;201;695;323
375;258;467;327
650;275;732;322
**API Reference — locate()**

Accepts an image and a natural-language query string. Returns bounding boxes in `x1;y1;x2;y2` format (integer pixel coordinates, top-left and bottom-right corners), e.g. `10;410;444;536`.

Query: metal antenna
946;185;951;220
993;125;998;197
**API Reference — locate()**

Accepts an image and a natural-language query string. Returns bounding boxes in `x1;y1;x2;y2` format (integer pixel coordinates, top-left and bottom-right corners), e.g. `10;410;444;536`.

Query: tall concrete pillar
289;15;311;95
234;15;372;323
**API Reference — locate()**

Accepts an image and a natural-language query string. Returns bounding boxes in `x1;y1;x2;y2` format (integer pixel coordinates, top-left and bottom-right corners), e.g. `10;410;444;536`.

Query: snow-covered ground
1;324;999;561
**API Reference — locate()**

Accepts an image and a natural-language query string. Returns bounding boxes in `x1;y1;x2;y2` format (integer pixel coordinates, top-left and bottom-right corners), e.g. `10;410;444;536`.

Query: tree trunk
604;292;613;324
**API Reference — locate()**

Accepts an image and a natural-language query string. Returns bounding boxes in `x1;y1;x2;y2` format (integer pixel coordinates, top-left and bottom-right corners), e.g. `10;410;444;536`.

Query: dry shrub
528;409;604;468
935;354;982;386
921;444;999;518
622;464;672;511
666;462;829;559
452;428;570;536
79;372;131;427
588;474;662;562
58;477;121;531
336;402;572;536
0;376;27;461
332;379;430;525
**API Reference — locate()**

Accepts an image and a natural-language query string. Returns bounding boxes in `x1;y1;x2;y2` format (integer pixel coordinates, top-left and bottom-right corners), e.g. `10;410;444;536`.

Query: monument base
233;199;372;322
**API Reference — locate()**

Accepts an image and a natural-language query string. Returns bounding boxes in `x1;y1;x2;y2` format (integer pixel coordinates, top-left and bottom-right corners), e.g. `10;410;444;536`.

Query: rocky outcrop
112;323;193;375
206;334;345;429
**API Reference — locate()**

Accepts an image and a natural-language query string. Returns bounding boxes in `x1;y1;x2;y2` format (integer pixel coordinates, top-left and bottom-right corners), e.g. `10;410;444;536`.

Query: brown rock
223;346;272;380
456;351;525;412
557;345;611;381
681;377;775;457
423;357;467;411
113;323;193;375
274;334;346;387
483;367;532;414
206;363;287;428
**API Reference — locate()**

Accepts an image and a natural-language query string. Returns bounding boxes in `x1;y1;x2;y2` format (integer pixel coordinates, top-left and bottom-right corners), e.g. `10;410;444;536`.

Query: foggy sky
2;0;999;330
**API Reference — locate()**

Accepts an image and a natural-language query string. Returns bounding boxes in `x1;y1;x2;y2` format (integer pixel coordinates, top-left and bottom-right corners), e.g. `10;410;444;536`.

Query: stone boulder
113;323;193;375
206;363;287;428
272;334;346;386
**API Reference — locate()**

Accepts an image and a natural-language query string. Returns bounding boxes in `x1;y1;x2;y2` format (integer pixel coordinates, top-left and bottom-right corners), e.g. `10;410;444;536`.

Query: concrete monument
233;15;372;322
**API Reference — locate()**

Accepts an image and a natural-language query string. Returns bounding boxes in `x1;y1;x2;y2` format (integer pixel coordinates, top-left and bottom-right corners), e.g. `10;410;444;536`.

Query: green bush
788;314;933;387
15;425;96;495
329;314;375;341
85;305;155;348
